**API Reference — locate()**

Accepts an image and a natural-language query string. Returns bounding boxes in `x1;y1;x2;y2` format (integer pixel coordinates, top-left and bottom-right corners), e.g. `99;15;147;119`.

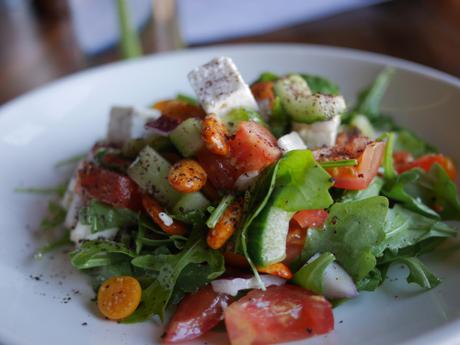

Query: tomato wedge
224;285;334;345
78;162;142;210
292;209;329;229
396;153;457;180
327;141;385;190
284;222;307;264
197;148;238;190
229;121;281;175
164;285;231;343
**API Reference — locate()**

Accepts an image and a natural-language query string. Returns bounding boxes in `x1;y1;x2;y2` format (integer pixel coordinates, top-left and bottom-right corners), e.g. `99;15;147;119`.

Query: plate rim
1;43;459;116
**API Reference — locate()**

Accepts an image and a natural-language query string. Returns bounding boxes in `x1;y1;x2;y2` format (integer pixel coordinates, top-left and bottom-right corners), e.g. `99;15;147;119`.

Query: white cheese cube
188;57;259;117
107;106;160;144
293;115;341;148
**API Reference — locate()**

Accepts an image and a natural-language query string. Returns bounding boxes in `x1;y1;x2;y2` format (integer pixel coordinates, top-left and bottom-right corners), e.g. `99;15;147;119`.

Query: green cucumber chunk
247;204;294;267
222;108;266;133
172;192;210;214
127;146;181;208
275;74;346;123
169;118;203;157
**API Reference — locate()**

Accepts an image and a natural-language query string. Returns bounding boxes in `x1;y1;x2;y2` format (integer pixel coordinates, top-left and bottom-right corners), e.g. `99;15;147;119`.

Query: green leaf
383;164;460;220
383;132;397;180
269;97;290;138
356;267;385;291
394;257;440;289
273;150;333;212
235;163;280;285
176;93;198;106
377;204;456;254
15;183;67;197
70;240;136;269
34;230;72;259
394;130;437;158
79;200;138;233
292;252;335;294
340;177;384;202
255;72;279;82
125;233;224;322
206;195;235;228
301;74;340;95
354;68;395;118
303;196;389;282
40;201;67;231
55;153;86;167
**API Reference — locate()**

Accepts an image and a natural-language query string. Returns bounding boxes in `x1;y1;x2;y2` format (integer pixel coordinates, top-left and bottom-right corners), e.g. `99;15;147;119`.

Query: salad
37;57;459;345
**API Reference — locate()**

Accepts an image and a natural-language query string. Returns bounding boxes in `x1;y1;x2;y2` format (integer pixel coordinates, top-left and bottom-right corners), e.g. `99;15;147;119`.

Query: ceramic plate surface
1;44;459;345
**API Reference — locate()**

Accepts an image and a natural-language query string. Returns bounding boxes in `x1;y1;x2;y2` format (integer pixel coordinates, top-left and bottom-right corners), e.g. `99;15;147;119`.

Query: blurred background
1;0;459;105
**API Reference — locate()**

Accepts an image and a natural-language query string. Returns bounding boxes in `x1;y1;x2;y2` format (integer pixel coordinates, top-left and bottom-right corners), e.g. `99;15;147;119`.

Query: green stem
206;195;235;229
320;159;358;169
117;0;142;59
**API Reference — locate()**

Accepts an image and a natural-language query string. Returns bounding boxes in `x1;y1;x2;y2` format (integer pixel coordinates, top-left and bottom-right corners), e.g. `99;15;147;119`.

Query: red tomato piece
164;285;231;343
78;162;142;210
229;121;281;175
292;209;329;230
224;285;334;345
393;151;414;167
396;154;457;180
251;81;275;108
284;222;307;264
197;148;238;190
327;141;385;190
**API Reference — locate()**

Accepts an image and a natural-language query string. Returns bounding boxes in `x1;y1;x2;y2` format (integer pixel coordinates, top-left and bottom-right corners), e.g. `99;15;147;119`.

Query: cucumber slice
222;108;266;134
169;118;203;157
247;204;293;266
275;75;346;123
172;192;210;214
350;114;376;139
127;146;181;208
122;136;173;158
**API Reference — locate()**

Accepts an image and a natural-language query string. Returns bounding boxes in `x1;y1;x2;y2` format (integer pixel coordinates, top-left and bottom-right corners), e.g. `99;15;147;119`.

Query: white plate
0;44;459;345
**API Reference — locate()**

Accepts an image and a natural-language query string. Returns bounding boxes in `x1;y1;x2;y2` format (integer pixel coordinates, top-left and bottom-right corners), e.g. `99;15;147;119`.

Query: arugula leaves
303;196;389;282
378;205;456;254
70;240;136;269
40;201;67;231
273;150;334;211
126;232;224;322
394;130;437;158
383;164;460;220
79;200;138;233
269;97;290;138
301;74;340;95
340;177;384;202
206;195;235;228
354;68;395;119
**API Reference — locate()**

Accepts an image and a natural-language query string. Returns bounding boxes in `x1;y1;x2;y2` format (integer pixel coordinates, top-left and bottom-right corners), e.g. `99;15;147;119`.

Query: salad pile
40;57;459;344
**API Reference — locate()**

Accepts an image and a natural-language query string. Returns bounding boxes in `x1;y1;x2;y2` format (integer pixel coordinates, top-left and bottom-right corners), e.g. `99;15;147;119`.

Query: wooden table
1;0;459;105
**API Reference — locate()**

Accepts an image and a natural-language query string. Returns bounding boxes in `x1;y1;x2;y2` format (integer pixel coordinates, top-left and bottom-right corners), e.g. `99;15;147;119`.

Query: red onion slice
145;115;181;135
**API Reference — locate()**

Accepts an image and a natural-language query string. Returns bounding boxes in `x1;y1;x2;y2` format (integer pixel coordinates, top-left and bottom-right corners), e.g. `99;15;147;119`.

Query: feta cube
107;106;160;144
293;115;340;148
188;57;258;117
